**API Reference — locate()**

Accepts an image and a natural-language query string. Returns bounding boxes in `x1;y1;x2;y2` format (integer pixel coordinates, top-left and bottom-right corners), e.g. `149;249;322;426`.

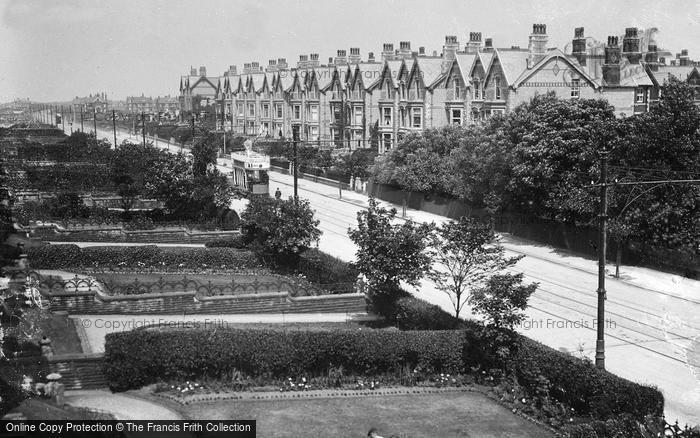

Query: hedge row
104;329;467;392
514;337;664;421
103;325;663;424
27;244;262;270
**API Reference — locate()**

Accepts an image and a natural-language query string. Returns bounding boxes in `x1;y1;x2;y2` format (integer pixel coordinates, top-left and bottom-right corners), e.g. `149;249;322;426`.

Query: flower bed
27;245;262;271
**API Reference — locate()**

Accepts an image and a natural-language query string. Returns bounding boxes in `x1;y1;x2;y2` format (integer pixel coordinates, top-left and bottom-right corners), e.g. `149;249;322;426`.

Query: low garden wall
48;289;367;315
28;224;240;244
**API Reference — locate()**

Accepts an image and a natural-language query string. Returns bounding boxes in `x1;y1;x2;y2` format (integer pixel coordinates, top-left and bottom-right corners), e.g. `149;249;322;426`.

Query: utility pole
595;148;609;370
292;135;299;202
112;110;118;149
80;106;84;132
93;107;97;136
61;105;65;132
141;111;146;148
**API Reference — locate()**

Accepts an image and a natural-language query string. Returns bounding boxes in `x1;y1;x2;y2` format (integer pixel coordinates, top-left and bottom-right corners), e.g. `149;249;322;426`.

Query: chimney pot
419;47;425;55
574;27;584;38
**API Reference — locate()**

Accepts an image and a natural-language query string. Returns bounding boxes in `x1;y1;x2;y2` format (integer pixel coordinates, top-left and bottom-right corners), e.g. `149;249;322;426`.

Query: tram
230;149;270;195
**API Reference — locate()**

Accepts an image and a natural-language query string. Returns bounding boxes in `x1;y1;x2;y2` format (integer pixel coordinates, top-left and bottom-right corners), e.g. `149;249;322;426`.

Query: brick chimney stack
277;58;288;70
483;38;494;52
199;66;207;76
465;32;482;54
603;36;621;85
297;55;308;69
679;49;690;66
527;24;548;68
399;41;412;59
368;52;376;63
645;45;659;71
382;43;395;61
348;48;361;64
418;47;426;57
572;27;587;66
335;49;348;65
622;27;642;64
266;60;277;72
442;35;459;72
190;66;197;76
307;53;320;68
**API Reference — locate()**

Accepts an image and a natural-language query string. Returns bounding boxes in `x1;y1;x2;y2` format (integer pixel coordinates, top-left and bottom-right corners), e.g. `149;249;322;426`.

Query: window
247;103;255;117
236;103;243;116
262;122;269;135
309;126;319;141
494;77;502;100
635;87;646;103
451;109;462;125
412;107;422;128
309;105;319;122
454;80;461;100
382;133;392;151
275;123;283;137
275;104;283;119
473;79;481;100
400;108;407;127
262;103;270;118
571;78;580;99
293;105;301;120
382;107;392;126
354;106;363;125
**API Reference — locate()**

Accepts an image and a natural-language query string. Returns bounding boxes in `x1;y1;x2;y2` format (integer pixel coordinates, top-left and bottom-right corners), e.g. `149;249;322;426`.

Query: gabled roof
386;60;406;86
414;57;446;89
354;63;384;90
617;62;654;87
189;76;218;91
324;67;346;92
512;49;602;89
278;70;295;91
248;73;265;93
476;52;494;74
489;49;530;86
453;53;478;84
647;65;699;85
314;66;337;90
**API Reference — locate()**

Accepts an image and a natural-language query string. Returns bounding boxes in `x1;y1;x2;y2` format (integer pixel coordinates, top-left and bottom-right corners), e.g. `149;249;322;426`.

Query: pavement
64;390;182;421
63;123;700;426
265;170;700;427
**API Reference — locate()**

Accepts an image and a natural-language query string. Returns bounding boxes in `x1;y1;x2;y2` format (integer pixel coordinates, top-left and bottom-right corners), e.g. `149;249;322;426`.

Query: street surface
61;120;700;425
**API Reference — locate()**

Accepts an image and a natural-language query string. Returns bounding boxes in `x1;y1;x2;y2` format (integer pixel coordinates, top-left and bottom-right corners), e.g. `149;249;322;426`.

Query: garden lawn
5;308;83;355
181;391;553;438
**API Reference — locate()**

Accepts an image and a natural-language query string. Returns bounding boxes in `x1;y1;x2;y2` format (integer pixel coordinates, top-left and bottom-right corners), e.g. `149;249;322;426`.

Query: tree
470;273;537;329
427;217;522;320
338;148;377;188
191;132;220;176
240;196;321;266
0;159;14;242
348;198;433;314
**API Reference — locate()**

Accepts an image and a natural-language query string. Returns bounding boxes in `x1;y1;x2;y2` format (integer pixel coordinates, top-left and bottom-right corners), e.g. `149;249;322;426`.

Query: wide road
266;172;700;427
57;119;700;425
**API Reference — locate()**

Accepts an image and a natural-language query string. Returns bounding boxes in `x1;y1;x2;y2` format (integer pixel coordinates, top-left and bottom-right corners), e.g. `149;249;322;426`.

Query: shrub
294;249;359;287
394;296;458;330
204;234;247;249
27;244;260;271
104;328;467;392
0;377;25;417
512;337;664;421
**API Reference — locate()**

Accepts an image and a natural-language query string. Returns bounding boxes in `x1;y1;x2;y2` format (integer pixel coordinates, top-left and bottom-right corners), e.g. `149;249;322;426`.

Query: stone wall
49;290;368;315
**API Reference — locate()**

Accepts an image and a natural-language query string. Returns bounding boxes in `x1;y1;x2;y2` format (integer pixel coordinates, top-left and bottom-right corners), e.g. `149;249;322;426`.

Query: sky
1;0;699;102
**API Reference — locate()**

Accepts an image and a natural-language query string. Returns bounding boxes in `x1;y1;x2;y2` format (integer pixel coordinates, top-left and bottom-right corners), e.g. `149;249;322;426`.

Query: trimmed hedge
104;328;467;392
394;296;458;330
27;244;261;270
513;337;664;421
